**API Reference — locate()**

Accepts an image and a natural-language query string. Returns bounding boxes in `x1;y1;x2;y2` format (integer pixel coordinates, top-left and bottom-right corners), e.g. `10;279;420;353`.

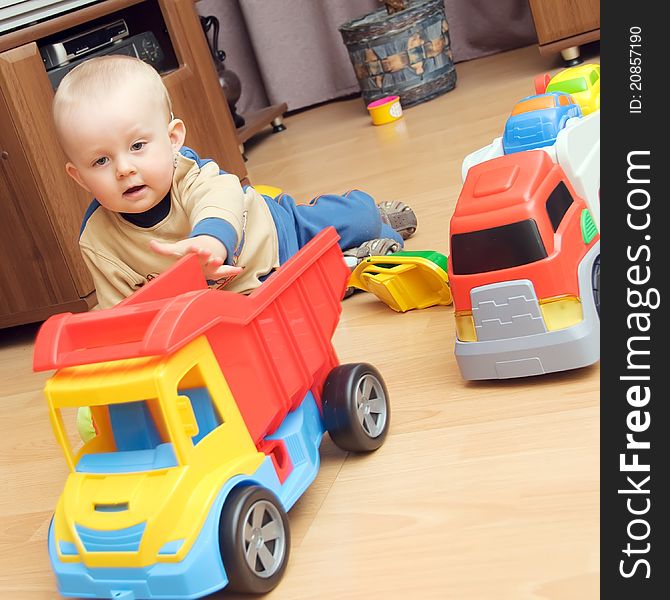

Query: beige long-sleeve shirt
79;152;280;308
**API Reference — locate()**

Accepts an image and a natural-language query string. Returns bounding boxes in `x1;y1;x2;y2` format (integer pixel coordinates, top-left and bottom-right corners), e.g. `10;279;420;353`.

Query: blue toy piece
502;92;582;155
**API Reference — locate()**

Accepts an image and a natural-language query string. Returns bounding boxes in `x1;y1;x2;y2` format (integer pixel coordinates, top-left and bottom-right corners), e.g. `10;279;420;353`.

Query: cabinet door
0;87;78;320
0;43;94;298
0;44;95;327
529;0;600;45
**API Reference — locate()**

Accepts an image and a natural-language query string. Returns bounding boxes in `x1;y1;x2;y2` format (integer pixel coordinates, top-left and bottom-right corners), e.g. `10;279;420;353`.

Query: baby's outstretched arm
150;235;243;281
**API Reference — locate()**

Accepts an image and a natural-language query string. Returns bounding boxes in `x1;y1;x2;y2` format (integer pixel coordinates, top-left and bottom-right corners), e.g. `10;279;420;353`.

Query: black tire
592;255;600;317
322;363;390;452
219;485;290;594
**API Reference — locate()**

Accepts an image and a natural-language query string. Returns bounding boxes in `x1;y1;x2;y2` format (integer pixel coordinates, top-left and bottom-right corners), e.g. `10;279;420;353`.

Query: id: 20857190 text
629;26;643;114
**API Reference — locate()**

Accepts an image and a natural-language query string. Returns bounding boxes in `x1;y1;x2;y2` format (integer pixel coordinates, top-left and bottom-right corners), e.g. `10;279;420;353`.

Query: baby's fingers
149;239;182;257
205;256;224;269
210;265;243;281
202;257;225;278
192;246;213;259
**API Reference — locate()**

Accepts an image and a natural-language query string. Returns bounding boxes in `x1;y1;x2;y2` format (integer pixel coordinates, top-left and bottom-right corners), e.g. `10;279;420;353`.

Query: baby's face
61;85;182;214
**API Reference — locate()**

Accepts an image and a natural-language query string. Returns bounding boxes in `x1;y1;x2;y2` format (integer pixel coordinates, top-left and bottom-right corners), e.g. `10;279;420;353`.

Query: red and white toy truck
448;150;600;380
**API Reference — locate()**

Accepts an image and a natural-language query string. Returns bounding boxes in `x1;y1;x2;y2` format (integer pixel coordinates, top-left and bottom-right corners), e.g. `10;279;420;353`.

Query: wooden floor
0;45;600;599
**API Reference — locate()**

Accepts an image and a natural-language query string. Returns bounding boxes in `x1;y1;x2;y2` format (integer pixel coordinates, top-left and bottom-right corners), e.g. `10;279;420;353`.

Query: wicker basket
339;0;457;108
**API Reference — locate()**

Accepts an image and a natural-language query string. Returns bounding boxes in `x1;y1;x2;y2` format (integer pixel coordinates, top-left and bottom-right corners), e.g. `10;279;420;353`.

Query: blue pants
263;189;403;264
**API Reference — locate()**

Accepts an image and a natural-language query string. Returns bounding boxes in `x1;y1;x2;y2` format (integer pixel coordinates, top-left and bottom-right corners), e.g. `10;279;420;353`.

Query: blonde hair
53;55;173;140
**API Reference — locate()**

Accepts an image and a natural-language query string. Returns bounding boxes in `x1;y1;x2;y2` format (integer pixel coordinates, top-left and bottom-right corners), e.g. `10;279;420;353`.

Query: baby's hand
150;236;243;282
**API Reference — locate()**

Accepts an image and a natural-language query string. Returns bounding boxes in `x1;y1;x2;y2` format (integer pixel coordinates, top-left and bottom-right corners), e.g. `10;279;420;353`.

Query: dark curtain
196;0;537;113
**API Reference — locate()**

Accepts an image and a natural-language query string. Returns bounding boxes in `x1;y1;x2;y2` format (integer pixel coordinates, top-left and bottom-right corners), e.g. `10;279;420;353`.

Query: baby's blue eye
94;157;108;166
131;142;145;151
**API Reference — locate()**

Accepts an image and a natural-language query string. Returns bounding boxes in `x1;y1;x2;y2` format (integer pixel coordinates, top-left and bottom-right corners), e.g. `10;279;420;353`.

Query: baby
53;55;416;308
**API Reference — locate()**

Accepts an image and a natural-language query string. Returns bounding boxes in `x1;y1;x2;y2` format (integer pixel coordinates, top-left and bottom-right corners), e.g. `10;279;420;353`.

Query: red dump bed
34;228;350;443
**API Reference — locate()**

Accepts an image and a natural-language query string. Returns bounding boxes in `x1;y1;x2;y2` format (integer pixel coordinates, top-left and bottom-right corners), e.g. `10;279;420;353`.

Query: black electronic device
46;31;166;89
40;19;130;70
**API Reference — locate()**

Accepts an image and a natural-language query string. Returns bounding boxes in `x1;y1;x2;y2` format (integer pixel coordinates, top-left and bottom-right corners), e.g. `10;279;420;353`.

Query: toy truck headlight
539;296;583;331
455;311;477;342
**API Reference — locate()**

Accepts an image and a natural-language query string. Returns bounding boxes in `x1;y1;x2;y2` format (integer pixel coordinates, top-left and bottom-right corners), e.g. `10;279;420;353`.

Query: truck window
546;182;574;231
74;399;178;473
511;95;555;115
451;220;547;275
179;387;223;445
548;78;587;94
109;401;164;451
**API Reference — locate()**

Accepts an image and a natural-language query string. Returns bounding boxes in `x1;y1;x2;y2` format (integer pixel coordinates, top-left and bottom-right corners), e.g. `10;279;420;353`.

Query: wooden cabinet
527;0;600;64
0;0;246;328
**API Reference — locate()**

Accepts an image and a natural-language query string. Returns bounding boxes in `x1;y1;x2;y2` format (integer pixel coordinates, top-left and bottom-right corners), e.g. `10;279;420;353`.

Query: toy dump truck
34;228;390;598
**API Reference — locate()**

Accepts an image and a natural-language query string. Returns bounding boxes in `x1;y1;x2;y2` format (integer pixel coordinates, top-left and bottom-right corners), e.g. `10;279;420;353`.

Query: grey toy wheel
219;485;290;593
592;255;600;317
322;363;390;452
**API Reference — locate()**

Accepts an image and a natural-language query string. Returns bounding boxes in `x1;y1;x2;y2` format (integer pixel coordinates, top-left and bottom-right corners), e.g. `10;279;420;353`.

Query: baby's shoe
342;237;402;299
378;200;417;240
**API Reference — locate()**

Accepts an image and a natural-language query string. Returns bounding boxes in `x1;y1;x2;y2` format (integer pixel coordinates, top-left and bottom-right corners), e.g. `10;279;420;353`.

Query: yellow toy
544;63;600;115
253;184;283;198
366;95;403;125
46;336;264;571
348;250;452;312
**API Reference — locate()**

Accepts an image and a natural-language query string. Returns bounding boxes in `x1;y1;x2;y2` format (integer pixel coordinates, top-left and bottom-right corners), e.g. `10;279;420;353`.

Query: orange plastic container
367;95;403;125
